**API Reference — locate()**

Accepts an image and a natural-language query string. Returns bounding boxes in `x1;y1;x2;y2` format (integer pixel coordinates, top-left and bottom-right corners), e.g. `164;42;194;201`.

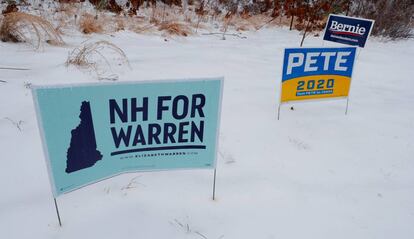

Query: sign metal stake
345;98;350;115
356;48;363;61
212;169;217;200
53;197;62;227
277;104;281;120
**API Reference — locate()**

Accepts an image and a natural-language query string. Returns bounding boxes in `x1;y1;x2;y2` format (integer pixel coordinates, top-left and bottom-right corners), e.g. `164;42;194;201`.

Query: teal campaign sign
32;78;223;197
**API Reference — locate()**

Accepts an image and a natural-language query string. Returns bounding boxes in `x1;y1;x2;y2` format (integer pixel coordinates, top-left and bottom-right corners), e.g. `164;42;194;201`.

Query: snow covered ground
1;27;413;239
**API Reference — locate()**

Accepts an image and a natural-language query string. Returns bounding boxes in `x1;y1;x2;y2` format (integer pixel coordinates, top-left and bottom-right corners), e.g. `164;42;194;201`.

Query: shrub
0;12;64;48
351;0;413;39
158;21;192;36
66;40;130;78
79;13;103;34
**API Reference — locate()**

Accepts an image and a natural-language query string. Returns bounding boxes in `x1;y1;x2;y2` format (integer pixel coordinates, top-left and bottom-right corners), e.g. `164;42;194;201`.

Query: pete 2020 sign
280;47;356;103
32;78;223;196
323;14;375;48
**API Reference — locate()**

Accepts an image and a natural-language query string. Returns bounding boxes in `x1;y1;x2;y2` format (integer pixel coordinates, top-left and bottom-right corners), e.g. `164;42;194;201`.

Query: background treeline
4;0;414;39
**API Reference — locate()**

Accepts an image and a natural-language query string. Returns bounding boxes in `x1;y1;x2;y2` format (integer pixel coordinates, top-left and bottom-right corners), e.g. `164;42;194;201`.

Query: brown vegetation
2;0;411;40
2;3;19;15
66;40;130;78
0;12;64;48
79;14;103;34
158;21;192;36
352;0;413;39
127;18;157;34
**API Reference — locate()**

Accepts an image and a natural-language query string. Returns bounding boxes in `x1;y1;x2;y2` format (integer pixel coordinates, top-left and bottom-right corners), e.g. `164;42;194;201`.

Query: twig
24;82;32;89
218;150;225;159
162;3;166;22
174;219;184;228
0;66;30;71
256;17;278;31
98;75;119;81
201;33;247;39
4;117;23;131
196;14;203;33
172;217;218;239
0;80;7;83
121;175;144;190
195;231;208;239
221;13;233;40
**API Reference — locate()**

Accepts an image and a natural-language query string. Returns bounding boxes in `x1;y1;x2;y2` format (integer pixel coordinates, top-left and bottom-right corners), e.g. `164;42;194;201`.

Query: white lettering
335;51;351;71
286;50;353;74
304;52;320;72
287;53;304;75
329;21;366;36
320;52;336;71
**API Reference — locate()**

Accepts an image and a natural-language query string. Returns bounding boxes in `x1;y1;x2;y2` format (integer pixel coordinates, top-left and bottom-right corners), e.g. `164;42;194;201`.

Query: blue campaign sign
32;78;223;196
280;47;356;103
323;14;374;48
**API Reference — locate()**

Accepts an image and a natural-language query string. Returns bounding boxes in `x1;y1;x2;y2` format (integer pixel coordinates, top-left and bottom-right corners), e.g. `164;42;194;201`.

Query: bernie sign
32;78;223;196
323;14;374;48
280;47;356;103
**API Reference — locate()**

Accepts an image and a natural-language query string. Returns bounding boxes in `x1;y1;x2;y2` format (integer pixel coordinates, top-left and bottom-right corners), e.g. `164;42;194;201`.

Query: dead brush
65;40;130;79
0;12;64;49
55;2;78;16
158;21;192;37
129;22;156;34
54;2;81;33
234;15;272;31
54;13;73;35
115;17;125;32
103;15;127;33
79;14;103;34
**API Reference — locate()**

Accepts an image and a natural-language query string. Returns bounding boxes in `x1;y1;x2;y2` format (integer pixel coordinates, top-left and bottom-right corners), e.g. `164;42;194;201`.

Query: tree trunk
300;20;312;47
289;15;294;30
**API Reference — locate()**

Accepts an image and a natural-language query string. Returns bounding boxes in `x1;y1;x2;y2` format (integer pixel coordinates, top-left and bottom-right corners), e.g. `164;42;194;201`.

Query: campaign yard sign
323;14;374;48
32;78;223;197
280;47;356;103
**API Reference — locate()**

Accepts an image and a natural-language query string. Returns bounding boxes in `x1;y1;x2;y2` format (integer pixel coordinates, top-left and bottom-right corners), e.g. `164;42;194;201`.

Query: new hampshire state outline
66;101;102;173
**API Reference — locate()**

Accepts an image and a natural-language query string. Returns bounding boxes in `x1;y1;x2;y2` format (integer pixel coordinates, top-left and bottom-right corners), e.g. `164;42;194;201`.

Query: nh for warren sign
33;78;223;196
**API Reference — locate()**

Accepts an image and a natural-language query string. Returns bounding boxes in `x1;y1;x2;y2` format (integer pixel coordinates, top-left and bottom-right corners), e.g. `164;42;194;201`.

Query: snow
1;27;414;239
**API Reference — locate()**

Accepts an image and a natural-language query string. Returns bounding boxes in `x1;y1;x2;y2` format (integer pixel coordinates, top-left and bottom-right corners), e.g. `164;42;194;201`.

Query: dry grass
55;2;78;16
66;40;130;79
230;14;303;32
0;12;64;48
129;22;156;34
53;2;82;34
113;15;155;35
149;5;182;24
228;15;271;32
54;14;71;35
158;21;192;37
103;15;128;33
79;14;103;34
115;17;125;32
